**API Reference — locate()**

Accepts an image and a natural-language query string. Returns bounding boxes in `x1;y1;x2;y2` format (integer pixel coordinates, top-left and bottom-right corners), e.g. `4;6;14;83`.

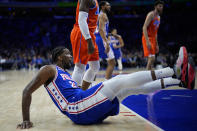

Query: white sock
155;67;174;79
163;77;180;88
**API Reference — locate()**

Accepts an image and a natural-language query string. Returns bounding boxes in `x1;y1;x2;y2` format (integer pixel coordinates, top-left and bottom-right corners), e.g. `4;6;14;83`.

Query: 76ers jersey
74;0;99;33
95;11;109;36
45;66;81;113
109;36;122;59
95;11;110;59
45;66;119;124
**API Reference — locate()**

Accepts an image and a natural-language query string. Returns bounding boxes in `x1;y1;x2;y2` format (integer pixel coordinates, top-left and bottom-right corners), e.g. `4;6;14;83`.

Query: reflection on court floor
122;90;197;131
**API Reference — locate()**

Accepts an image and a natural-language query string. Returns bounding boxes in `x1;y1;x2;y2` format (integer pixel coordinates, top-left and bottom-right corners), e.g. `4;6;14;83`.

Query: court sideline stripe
121;104;164;131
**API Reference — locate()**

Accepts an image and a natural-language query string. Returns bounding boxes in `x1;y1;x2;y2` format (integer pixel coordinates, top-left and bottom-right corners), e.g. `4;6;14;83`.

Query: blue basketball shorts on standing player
112;47;122;59
62;82;120;125
95;34;115;60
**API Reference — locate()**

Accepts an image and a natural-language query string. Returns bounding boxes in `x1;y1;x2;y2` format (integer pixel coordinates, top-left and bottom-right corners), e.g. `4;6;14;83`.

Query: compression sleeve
78;11;91;40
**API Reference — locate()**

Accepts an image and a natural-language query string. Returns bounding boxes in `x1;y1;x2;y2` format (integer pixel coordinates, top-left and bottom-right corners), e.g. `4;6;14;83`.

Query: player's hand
105;44;110;54
113;44;119;49
86;38;95;54
146;41;151;50
108;33;113;36
17;121;33;129
156;44;159;53
113;34;121;39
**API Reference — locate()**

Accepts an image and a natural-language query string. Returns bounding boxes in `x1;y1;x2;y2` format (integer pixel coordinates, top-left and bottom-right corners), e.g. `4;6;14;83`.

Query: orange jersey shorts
142;36;157;57
70;26;99;65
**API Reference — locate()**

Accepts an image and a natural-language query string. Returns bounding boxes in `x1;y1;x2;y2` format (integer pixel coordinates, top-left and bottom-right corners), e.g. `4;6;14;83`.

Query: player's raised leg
100;67;175;101
116;77;180;102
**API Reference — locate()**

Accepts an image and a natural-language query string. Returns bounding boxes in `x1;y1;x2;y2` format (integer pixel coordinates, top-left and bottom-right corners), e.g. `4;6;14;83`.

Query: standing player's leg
82;61;100;90
148;39;157;70
81;34;100;90
105;45;116;80
117;58;123;71
72;63;86;87
116;49;123;73
70;27;88;87
96;34;116;80
142;37;156;70
147;55;155;70
112;45;122;73
106;59;116;80
147;39;156;70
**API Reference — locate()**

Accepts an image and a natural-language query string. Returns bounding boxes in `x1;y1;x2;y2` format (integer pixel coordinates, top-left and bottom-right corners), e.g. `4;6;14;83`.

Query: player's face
112;29;117;35
156;4;164;15
105;2;111;12
61;49;72;69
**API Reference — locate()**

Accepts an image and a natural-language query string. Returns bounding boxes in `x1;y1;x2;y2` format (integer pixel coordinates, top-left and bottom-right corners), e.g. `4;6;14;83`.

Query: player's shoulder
79;0;95;6
147;11;154;17
99;12;107;19
40;65;56;72
34;65;56;81
89;0;96;5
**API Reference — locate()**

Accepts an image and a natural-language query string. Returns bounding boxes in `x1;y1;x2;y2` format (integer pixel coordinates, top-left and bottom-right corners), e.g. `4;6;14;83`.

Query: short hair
111;28;117;32
99;1;107;9
154;0;164;6
51;46;65;63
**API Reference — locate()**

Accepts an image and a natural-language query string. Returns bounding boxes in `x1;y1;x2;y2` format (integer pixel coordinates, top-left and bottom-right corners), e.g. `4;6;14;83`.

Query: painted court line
121;104;164;131
170;95;192;97
123;115;136;116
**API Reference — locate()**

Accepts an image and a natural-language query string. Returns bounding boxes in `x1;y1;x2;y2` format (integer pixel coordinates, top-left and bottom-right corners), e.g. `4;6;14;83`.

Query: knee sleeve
72;63;86;86
83;61;100;83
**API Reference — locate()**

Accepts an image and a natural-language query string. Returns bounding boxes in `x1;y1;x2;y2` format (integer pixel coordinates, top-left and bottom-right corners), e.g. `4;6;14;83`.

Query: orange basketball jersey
74;0;99;33
142;15;160;57
144;15;160;38
70;0;99;64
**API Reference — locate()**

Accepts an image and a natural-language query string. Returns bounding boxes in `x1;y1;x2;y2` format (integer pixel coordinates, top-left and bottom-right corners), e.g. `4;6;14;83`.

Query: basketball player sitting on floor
17;46;195;129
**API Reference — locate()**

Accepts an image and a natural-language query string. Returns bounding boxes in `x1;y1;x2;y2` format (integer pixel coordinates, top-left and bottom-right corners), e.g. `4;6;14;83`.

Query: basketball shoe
175;46;195;89
187;56;196;90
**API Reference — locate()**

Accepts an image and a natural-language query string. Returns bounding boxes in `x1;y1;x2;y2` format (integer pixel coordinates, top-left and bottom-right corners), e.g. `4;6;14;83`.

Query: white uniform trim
46;82;68;111
148;54;155;57
46;83;108;114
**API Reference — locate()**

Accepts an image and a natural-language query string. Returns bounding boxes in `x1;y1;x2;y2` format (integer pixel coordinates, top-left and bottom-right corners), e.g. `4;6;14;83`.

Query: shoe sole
179;46;188;83
188;57;196;90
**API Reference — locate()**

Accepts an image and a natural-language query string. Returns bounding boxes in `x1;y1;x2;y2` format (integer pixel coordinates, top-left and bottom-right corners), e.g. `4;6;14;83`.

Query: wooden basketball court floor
0;68;196;131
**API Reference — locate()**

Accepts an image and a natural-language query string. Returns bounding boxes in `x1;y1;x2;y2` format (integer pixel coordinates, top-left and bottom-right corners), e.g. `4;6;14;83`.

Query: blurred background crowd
0;0;196;71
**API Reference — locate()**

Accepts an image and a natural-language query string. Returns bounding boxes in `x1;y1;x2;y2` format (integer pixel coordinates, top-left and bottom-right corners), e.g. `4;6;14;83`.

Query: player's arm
99;13;108;43
113;34;124;48
143;12;154;49
78;0;96;54
99;13;110;53
17;65;56;129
